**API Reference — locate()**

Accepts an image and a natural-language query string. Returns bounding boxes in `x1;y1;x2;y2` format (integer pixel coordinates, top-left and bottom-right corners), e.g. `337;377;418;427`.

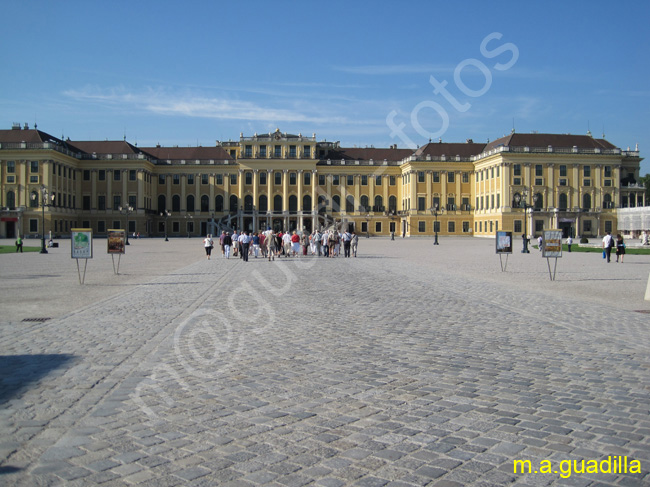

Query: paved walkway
1;237;649;486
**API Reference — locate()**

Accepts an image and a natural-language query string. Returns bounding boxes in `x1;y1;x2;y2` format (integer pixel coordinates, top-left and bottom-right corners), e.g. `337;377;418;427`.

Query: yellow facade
0;125;645;240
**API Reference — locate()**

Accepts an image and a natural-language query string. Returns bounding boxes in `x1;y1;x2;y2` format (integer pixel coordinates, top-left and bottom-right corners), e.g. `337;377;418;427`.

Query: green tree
641;173;650;202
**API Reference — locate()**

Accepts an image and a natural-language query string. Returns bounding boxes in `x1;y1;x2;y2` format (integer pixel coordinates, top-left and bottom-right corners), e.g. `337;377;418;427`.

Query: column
267;170;273;227
209;173;215;212
238;169;243;230
253;169;259;231
181;174;187;212
297;169;303;229
223;172;230;212
312;170;318;230
282;169;288;213
137;170;145;210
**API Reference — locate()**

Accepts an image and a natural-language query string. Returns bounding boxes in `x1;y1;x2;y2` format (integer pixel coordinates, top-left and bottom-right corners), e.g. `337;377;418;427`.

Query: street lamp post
429;204;441;245
160;210;171;241
365;213;370;238
31;185;55;254
514;190;538;253
119;205;134;245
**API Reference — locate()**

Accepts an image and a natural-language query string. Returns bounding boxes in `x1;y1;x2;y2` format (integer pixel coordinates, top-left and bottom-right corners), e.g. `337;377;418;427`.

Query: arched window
303;195;311;212
582;193;591;210
346;195;354;212
158;195;166;213
360;195;369;212
512;192;522;208
318;195;326;214
200;195;209;212
172;195;181;212
534;193;543;210
558;193;568;210
215;195;223;212
229;195;238;212
332;195;341;212
186;194;195;212
244;195;254;211
289;195;298;213
273;194;283;212
603;193;613;209
374;195;383;211
6;191;15;209
259;194;268;212
389;196;397;212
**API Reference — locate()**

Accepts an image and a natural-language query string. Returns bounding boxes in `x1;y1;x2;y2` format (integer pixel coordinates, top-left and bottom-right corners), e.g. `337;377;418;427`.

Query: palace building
0;123;645;240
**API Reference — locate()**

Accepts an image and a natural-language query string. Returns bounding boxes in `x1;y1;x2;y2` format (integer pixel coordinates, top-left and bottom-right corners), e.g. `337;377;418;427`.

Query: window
318;174;325;186
559;178;567;186
433;172;440;183
275;172;282;185
172;195;181;212
361;221;368;233
113;195;121;210
583;220;592;234
332;195;340;211
187;195;195;212
375;221;382;233
604;166;612;178
30;218;38;233
560;165;567;177
129;170;137;181
535;164;543;177
201;195;209;212
114;170;121;181
129;195;136;208
463;221;470;233
83;170;90;181
6;191;15;209
389;176;396;186
513;164;521;176
418;221;425;232
187;174;194;185
245;145;252;157
603;193;613;209
216;174;223;185
535;220;544;232
303;195;312;212
273;195;282;212
289;145;296;158
172;221;180;233
604;220;613;234
290;172;297;185
245;172;253;185
360;195;369;211
244;195;254;211
389;196;397;212
583;179;591;187
374;195;383;212
215;195;223;211
303;145;311;158
259;195;268;212
558;193;568;210
173;174;180;185
274;145;281;158
99;170;106;181
447;172;455;183
30;175;39;183
304;172;311;186
583;166;591;177
158;174;165;184
514;220;522;233
513;177;521;185
31;161;38;173
7;161;15;173
582;193;591;210
259;145;267;157
229;195;238;212
260;171;267;185
375;175;382;186
346;195;354;212
230;174;237;185
418;171;425;183
202;174;209;185
462;172;469;183
604;179;612;187
448;221;455;233
535;178;543;186
332;175;339;186
418;197;425;211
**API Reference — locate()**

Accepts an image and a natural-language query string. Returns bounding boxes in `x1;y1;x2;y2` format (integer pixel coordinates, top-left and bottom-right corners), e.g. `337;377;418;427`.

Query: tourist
203;234;214;260
351;231;358;257
602;231;614;263
223;232;232;258
566;235;573;252
615;234;625;263
342;228;352;257
15;235;23;253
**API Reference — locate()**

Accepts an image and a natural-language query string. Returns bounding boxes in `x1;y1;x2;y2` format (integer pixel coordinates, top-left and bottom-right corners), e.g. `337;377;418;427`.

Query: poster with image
71;229;93;258
495;231;512;254
107;229;126;254
543;230;563;258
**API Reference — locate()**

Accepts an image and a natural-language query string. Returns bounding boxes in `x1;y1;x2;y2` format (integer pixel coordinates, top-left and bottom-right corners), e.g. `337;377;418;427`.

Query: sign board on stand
71;228;93;284
495;231;512;271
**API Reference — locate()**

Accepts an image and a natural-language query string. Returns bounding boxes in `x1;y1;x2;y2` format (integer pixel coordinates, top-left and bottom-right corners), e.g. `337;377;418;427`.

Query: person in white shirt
203;234;214;260
602;231;614;263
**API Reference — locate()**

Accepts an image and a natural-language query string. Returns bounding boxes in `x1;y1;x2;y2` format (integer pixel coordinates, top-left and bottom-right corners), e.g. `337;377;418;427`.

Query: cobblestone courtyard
1;237;649;486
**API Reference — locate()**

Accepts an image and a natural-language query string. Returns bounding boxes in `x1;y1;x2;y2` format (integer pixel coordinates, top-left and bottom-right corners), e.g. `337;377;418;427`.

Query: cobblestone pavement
1;237;649;486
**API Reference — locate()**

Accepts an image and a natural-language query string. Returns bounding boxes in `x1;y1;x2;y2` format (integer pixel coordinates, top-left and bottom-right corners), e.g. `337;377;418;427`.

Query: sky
1;1;649;174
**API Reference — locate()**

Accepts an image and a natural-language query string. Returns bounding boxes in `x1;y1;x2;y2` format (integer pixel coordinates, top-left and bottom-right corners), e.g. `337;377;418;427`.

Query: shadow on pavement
0;354;76;405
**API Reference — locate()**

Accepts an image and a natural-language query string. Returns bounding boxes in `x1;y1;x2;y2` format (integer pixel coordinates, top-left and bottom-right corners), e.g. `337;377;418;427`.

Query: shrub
580;237;589;244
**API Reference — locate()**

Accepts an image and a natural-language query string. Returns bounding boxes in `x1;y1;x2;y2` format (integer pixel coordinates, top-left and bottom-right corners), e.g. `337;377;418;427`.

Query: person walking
252;232;260;258
602;231;614;263
203;234;214;259
566;235;573;252
351;231;358;257
15;235;23;253
313;230;322;256
342;229;352;257
615;234;626;263
240;231;251;261
537;235;543;252
223;232;232;258
291;230;301;257
220;231;226;257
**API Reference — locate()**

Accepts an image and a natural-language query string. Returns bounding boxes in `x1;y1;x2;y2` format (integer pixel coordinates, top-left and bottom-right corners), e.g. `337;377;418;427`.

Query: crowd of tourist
203;228;359;262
